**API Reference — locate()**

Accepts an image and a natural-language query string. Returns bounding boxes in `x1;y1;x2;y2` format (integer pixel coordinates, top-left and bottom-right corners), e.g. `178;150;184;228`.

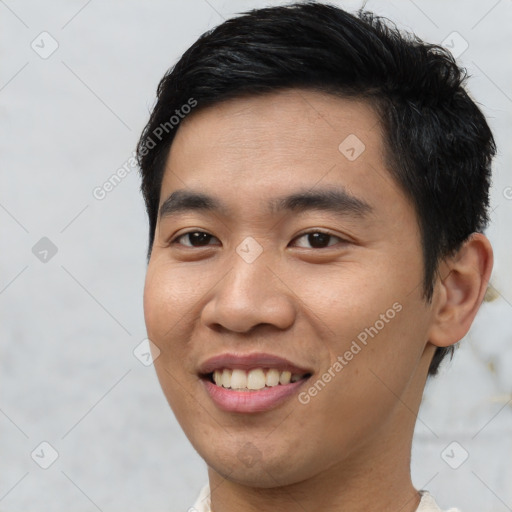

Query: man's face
144;89;437;486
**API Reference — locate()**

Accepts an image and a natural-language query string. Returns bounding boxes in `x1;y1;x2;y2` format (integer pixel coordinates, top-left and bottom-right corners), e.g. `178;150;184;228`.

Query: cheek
292;305;429;463
143;262;205;418
289;260;407;342
143;263;194;384
291;261;429;404
143;259;203;340
143;268;171;343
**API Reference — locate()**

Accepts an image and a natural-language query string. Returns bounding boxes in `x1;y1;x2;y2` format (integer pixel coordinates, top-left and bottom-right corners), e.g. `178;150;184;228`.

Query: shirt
190;484;460;512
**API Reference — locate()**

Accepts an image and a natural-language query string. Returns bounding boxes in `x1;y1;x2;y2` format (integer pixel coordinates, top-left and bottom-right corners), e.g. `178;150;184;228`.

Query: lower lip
202;378;309;413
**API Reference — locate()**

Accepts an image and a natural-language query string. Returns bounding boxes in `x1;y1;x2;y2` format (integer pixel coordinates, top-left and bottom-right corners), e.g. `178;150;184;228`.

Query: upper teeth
212;368;306;390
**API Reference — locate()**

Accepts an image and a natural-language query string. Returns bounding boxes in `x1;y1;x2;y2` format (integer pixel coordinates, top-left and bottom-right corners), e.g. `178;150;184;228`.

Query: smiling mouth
203;368;312;391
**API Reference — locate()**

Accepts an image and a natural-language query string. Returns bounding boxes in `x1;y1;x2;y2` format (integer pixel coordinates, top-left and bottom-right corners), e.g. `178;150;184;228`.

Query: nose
200;254;296;334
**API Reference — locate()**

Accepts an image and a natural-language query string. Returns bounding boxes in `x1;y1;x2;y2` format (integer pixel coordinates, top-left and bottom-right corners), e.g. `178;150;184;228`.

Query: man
136;2;495;511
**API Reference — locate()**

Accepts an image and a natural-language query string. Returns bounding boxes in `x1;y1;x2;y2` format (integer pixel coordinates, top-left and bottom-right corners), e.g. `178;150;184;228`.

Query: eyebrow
158;187;373;221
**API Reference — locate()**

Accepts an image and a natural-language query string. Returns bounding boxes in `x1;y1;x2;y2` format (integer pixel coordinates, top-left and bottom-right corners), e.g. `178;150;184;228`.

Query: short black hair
137;1;496;376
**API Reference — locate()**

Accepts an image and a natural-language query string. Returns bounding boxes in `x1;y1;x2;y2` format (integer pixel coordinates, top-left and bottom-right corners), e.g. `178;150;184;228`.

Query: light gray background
1;1;511;511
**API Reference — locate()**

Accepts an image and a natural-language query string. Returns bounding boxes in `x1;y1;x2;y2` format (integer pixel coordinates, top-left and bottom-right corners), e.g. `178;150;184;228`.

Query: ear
428;233;493;348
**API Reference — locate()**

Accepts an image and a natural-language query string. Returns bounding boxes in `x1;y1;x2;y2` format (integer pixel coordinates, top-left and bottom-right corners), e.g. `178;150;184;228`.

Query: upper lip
198;352;313;376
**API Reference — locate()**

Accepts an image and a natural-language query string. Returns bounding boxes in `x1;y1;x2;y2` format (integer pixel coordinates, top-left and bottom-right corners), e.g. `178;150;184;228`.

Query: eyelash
169;229;345;249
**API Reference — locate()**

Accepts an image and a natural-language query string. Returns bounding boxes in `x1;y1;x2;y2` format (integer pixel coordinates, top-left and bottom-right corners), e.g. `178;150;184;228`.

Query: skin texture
143;89;493;512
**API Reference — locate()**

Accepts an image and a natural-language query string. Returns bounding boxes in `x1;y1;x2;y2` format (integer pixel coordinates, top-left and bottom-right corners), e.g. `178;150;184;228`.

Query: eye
170;230;345;249
292;230;345;249
171;231;220;247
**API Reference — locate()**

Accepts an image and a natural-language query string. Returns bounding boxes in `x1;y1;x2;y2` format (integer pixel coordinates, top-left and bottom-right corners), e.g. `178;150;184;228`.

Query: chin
201;440;317;489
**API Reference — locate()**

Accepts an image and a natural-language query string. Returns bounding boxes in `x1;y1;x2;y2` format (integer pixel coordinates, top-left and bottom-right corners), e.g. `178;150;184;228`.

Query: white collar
191;483;460;512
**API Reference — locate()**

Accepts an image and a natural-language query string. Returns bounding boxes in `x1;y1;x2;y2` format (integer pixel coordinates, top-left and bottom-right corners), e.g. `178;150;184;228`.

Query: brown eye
293;231;343;249
173;231;218;247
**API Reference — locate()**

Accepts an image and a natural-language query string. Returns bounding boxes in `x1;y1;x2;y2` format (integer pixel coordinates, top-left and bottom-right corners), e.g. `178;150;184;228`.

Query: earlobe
428;233;493;348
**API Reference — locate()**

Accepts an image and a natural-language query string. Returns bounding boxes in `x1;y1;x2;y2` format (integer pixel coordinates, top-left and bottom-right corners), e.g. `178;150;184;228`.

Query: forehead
160;89;405;220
